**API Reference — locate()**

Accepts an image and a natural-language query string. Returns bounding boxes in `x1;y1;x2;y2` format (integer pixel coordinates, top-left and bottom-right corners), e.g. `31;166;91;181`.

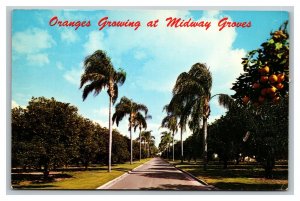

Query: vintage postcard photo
10;9;289;191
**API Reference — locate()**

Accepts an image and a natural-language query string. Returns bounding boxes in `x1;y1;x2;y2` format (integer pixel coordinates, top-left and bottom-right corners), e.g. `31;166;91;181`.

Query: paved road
98;157;213;190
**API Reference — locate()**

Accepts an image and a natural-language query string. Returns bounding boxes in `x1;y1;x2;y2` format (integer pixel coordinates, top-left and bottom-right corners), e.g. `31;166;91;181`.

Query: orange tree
230;21;289;178
232;21;289;105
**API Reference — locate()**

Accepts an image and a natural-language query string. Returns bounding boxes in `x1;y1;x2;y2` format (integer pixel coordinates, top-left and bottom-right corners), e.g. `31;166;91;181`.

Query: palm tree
80;50;126;172
141;130;155;158
172;63;212;170
163;98;189;163
160;131;172;159
133;113;152;161
161;112;178;161
112;96;148;164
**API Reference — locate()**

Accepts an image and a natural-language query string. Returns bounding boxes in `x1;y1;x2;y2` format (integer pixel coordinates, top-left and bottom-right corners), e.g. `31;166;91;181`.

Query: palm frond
115;68;126;86
80;73;106;89
218;94;234;110
82;81;106;101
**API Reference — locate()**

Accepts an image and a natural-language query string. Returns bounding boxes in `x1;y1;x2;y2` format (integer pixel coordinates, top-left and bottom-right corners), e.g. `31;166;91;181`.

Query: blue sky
11;9;289;146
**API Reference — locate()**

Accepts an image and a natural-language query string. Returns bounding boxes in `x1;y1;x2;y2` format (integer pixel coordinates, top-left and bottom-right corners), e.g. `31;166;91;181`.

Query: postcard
11;9;289;191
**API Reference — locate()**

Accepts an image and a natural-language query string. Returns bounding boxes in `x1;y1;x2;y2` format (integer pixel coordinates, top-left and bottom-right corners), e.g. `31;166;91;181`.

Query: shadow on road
140;184;214;190
139;172;190;181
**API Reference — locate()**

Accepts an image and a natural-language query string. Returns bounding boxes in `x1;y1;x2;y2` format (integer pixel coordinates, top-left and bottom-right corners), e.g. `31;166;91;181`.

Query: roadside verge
96;159;152;189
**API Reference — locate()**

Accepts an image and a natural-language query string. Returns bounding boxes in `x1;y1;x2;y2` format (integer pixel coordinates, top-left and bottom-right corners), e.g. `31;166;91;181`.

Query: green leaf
268;39;275;44
275;42;283;50
277;53;284;59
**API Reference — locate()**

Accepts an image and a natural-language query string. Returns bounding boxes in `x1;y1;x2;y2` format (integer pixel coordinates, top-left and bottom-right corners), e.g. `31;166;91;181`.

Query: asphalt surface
98;157;213;190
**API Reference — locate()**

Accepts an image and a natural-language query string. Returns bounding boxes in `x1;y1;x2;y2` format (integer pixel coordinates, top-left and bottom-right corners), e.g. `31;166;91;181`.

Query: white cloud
63;64;83;86
12;28;55;54
93;107;109;117
11;100;19;109
60;29;79;44
83;10;246;93
204;10;221;18
12;28;55;67
26;53;50;66
11;100;25;109
84;31;105;55
93;119;109;129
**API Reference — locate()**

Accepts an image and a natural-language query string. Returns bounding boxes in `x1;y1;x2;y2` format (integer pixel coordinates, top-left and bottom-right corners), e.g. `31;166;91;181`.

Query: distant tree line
12;97;157;178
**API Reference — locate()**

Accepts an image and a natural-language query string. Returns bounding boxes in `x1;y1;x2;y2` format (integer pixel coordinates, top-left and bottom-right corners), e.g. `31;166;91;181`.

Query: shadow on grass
12;184;57;189
186;167;288;180
170;160;288;191
213;182;288;191
11;173;73;186
176;162;288;180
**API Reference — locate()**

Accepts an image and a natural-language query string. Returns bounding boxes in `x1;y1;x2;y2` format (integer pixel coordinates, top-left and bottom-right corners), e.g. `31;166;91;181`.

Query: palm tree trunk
144;139;147;156
147;140;150;158
181;128;183;163
130;127;132;164
167;144;169;159
172;133;174;161
108;96;112;172
139;129;141;161
203;117;208;171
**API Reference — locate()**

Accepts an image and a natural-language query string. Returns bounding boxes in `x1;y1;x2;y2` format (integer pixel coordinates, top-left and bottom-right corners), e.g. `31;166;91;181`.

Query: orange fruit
276;83;284;90
277;74;285;83
267;86;277;94
262;66;270;74
269;74;278;84
260;76;269;83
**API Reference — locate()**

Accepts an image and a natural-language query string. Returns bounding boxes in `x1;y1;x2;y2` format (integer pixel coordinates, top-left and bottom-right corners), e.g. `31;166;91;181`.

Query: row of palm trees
136;130;155;158
113;96;152;164
160;63;230;169
159;63;212;166
159;131;173;160
79;50;153;172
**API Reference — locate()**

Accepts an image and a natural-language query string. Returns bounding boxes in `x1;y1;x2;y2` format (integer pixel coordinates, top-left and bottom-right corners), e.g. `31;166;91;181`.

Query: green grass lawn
12;158;151;190
169;160;288;191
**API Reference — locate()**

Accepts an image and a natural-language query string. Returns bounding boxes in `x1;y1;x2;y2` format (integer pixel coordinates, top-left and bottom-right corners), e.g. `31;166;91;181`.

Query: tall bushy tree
230;21;289;177
80;50;126;172
76;117;98;170
12;97;80;178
